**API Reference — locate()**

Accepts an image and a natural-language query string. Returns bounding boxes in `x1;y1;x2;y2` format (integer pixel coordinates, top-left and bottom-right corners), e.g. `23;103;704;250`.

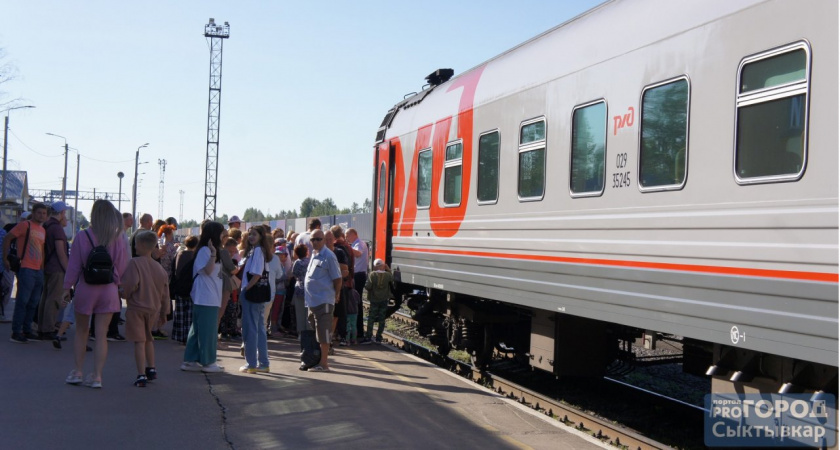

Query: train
371;0;838;396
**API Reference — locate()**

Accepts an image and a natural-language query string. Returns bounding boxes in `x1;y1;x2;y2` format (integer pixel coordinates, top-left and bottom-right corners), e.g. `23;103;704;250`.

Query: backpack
82;230;114;285
169;250;197;298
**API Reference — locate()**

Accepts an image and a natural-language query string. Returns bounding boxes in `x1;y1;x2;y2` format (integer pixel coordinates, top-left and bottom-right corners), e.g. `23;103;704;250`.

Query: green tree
299;197;321;218
242;207;266;222
362;198;372;213
180;219;199;229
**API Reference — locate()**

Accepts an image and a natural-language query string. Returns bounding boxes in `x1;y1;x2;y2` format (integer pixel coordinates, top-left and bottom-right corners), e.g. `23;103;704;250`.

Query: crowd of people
2;200;395;387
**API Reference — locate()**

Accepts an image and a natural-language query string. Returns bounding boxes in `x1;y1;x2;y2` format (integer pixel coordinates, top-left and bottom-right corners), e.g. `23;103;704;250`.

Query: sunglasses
311;238;323;242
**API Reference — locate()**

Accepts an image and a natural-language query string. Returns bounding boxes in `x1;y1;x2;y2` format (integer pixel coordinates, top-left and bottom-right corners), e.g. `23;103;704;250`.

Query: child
120;230;171;387
363;259;393;344
345;288;359;345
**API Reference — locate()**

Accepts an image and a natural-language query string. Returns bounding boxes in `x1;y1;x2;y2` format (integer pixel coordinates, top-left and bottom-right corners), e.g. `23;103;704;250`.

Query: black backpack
169;250;197;298
82;230;114;285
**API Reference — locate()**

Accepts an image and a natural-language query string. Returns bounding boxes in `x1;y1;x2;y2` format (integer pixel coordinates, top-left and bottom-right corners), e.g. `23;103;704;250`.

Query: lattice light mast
157;159;167;219
203;18;230;221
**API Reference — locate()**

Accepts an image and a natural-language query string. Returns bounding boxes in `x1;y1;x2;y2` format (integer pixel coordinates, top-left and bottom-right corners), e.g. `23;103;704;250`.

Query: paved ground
0;302;607;450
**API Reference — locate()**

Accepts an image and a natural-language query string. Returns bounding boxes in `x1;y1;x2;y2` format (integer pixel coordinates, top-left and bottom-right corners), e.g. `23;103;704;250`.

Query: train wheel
470;325;494;370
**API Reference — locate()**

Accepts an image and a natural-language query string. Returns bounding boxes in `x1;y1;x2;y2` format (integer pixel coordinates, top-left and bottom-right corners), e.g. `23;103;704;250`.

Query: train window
570;100;607;196
477;131;500;204
377;161;386;212
735;42;809;183
639;77;690;191
417;149;432;208
443;141;463;206
518;118;546;201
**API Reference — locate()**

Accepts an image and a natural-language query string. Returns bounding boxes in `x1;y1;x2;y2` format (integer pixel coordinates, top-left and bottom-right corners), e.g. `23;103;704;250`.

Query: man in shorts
303;229;341;372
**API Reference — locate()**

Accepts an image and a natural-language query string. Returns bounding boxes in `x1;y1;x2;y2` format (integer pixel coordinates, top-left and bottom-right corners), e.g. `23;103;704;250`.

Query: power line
8;129;63;157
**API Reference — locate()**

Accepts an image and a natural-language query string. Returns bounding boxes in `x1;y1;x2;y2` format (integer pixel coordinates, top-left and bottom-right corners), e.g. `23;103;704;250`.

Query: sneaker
253;366;270;373
134;375;147;387
339;339;348;347
308;365;330;372
83;373;102;388
239;365;256;374
360;338;372;345
375;337;383;344
24;332;40;341
106;334;126;342
0;314;10;323
180;362;203;372
53;336;62;349
298;364;308;371
201;363;225;373
10;332;28;344
151;330;168;340
88;335;96;341
65;370;83;385
145;367;157;381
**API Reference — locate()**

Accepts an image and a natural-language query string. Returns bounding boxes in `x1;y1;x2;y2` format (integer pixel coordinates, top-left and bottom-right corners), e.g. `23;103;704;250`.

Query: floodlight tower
203;18;230;221
179;189;185;223
157;159;166;219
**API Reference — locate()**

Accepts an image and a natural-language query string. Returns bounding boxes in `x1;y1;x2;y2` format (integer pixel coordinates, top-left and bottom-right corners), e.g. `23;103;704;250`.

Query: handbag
244;251;271;303
7;221;30;273
246;270;271;303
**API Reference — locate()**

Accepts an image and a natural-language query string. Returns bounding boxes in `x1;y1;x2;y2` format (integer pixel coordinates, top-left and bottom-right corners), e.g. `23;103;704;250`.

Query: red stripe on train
393;246;839;283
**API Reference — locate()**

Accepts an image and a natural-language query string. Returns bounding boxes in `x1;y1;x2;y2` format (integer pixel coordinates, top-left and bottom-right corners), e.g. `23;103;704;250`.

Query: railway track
372;304;704;449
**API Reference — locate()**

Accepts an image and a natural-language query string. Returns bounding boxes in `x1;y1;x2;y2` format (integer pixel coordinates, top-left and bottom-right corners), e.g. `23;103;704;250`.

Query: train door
373;142;394;265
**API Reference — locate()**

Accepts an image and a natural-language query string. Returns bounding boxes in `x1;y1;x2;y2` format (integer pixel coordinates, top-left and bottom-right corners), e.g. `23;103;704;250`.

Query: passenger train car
371;0;838;394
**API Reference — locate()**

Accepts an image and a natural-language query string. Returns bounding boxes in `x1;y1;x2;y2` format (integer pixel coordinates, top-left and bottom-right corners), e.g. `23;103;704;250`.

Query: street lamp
132;143;148;232
45;132;69;202
2;105;36;202
117;171;125;211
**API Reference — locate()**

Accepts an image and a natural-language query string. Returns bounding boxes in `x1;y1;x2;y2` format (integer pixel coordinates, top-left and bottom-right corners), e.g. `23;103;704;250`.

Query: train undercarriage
399;284;838;397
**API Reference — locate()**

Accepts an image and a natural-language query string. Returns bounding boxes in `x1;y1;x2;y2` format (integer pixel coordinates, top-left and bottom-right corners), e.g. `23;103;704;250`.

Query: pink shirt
63;230;128;314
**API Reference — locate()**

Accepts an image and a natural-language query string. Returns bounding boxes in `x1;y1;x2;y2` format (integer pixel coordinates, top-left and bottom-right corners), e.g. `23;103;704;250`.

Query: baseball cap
20;211;31;220
228;215;241;224
274;246;288;255
374;258;384;267
50;201;68;213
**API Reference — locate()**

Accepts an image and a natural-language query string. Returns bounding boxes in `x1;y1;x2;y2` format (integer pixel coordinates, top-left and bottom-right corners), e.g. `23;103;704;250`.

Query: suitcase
299;329;321;370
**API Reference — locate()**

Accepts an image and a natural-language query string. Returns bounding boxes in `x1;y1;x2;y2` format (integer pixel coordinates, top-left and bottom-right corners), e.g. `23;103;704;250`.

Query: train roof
380;0;770;141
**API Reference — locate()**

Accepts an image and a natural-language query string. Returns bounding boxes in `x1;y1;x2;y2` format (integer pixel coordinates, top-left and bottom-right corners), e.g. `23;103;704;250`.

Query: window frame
569;99;608;198
416;148;433;210
476;129;500;205
637;75;691;193
443;139;464;207
733;41;810;185
517;116;547;202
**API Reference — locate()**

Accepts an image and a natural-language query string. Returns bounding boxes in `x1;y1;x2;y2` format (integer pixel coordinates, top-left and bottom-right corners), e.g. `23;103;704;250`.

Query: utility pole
2;105;35;202
203;18;230;221
74;154;79;236
179;189;185;223
157;159;166;219
45;133;68;202
132;143;148;232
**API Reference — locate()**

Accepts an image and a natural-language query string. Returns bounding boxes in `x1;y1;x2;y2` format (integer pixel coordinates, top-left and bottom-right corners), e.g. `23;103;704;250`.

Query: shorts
125;309;155;342
307;303;334;344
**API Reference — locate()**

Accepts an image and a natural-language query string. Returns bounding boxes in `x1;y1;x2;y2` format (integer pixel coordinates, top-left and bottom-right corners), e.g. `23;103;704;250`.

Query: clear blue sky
0;0;603;223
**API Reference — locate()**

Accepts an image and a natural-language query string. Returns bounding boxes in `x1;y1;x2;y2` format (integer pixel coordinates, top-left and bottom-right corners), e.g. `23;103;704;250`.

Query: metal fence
176;213;373;243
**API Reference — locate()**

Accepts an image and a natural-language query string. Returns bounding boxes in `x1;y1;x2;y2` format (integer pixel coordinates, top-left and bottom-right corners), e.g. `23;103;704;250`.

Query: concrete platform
0;306;606;450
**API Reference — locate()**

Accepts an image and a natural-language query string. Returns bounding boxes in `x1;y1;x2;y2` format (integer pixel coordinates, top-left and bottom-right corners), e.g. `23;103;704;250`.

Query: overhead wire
8;129;63;157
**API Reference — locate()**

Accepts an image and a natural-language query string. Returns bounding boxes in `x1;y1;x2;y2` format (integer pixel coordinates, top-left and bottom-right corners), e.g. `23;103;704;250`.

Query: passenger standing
291;243;310;344
63;200;128;387
268;245;288;334
5;203;48;343
227;215;242;231
364;259;394;344
0;223;11;322
170;235;198;344
239;226;272;373
347;228;368;342
295;218;321;258
304;229;342;372
218;238;241;339
38;201;70;340
180;221;225;373
217;231;237;328
331;226;354;342
119;230;170;387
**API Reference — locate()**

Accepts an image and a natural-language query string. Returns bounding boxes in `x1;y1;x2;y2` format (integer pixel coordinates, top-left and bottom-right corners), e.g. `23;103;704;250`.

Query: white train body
372;0;837;388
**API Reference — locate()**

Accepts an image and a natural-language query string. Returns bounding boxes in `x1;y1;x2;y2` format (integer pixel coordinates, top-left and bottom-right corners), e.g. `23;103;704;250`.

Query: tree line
180;197;372;229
